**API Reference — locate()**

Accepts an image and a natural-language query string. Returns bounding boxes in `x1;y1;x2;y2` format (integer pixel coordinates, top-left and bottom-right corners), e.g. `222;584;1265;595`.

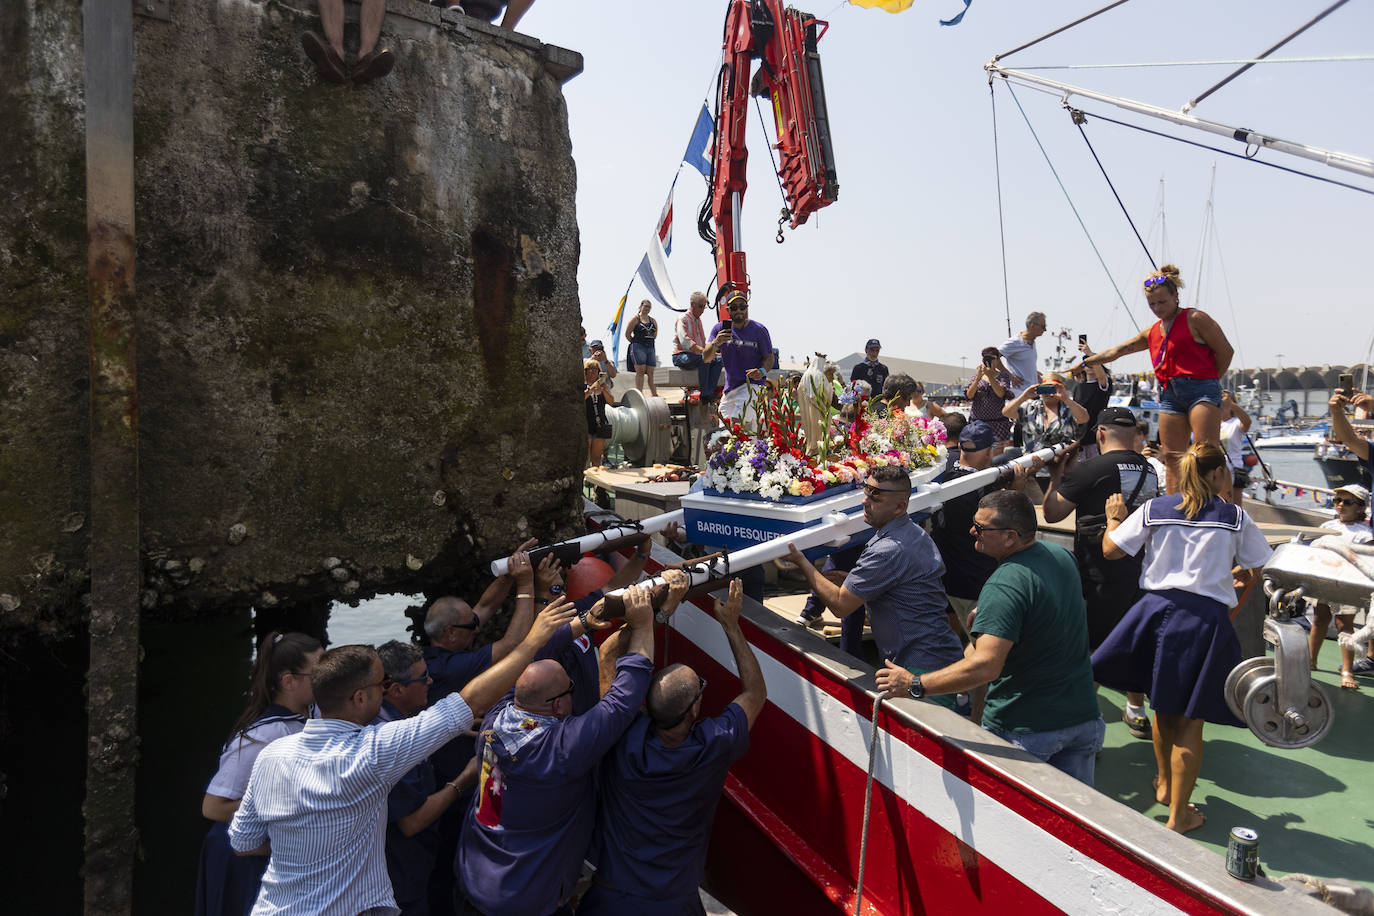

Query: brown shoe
352;48;395;85
301;31;346;83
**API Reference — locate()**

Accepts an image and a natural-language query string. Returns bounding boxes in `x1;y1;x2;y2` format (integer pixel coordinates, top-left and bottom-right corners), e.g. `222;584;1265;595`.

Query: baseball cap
959;420;995;451
1334;484;1370;505
588;339;604;350
1098;406;1138;428
866;339;881;349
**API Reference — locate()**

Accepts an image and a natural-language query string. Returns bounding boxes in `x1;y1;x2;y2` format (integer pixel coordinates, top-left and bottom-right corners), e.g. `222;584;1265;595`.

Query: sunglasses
545;681;575;705
1333;497;1365;506
1143;275;1170;289
863;484;907;497
447;619;479;632
390;669;430;687
971;520;1013;535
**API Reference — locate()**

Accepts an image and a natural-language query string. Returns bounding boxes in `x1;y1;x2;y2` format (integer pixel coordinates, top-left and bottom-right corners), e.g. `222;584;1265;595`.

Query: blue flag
940;0;972;26
683;105;715;178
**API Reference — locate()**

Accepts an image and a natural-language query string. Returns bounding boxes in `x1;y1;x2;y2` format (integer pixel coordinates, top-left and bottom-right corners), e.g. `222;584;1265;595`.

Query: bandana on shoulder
1143;494;1241;530
491;702;559;757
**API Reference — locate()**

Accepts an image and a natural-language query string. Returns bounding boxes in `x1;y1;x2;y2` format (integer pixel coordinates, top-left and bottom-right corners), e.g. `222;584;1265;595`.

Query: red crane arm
703;0;840;320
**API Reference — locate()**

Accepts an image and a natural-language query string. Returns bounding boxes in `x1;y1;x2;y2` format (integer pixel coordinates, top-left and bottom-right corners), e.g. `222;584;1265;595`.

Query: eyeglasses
545;681;575;705
1333;497;1365;506
656;677;707;729
357;677;386;695
390;669;430;687
971;520;1013;535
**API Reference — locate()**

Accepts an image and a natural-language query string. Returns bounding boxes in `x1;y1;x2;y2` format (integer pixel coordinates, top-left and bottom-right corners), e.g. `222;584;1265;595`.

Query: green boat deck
1095;660;1373;894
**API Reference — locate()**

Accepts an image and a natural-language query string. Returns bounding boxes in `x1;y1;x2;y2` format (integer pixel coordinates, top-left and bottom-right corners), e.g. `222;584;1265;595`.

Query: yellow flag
850;0;915;11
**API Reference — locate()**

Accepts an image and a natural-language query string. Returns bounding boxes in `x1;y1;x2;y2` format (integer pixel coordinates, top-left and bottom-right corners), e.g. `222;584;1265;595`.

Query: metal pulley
1224;588;1334;749
605;388;673;467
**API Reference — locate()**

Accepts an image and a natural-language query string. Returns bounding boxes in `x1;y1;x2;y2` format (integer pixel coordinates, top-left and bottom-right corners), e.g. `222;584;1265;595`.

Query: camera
1035;383;1057;395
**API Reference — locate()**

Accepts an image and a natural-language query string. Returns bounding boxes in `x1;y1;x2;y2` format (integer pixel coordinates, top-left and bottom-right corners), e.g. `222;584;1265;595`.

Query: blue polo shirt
424;643;493;784
371;700;439;916
457;655;653;916
844;515;964;672
588;703;750;910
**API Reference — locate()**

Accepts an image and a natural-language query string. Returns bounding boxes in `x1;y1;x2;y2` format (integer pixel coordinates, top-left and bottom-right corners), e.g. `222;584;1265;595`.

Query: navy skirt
1090;588;1244;727
194;820;268;916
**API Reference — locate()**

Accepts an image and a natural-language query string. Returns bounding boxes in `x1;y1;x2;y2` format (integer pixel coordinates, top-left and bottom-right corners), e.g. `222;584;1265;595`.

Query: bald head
647;663;701;729
514;660;570;711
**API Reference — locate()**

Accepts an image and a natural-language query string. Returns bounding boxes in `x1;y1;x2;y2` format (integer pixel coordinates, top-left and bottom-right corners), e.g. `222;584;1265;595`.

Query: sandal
1340;669;1359;690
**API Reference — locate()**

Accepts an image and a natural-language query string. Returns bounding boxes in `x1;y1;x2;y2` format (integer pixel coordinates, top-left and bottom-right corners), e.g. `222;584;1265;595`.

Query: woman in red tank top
1075;265;1235;494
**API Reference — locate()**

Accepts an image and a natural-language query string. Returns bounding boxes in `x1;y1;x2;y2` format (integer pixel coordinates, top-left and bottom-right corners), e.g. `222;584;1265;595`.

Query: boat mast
982;65;1374;181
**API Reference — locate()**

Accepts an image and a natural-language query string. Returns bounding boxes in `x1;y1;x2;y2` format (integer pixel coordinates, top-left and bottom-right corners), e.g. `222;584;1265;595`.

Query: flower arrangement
704;386;946;501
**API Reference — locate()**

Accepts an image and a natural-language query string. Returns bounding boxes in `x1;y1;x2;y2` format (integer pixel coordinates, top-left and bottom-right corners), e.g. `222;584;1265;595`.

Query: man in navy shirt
787;465;966;710
374;641;475;916
580;579;766;916
456;585;657;916
850;338;889;398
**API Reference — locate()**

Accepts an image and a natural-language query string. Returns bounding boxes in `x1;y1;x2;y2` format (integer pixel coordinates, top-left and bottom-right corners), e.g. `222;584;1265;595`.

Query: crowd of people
195;265;1373;915
197;535;767;916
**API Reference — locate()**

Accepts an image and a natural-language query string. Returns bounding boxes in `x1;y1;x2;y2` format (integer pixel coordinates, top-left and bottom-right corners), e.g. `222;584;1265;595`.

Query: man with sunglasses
373;640;472;916
931;421;1005;626
876;490;1104;786
228;601;576;916
580;579;766;916
786;465;966;712
457;586;658;916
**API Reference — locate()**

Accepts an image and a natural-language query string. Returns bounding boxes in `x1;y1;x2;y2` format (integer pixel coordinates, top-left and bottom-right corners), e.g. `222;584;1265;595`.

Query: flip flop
301;31;347;84
1340;669;1359;690
352;48;395;86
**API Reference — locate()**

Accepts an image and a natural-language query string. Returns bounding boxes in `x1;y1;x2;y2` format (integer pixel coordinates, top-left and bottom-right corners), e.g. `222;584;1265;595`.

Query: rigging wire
1183;0;1353;113
1017;53;1374;72
992;0;1133;63
754;95;792;242
1072;108;1374;197
989;81;1013;338
1003;84;1141;331
1208;211;1247;373
1068;107;1156;278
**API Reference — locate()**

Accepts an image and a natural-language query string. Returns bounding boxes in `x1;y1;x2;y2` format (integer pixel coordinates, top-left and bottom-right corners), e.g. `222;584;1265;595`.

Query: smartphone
1339;372;1354;396
1078;334;1088;346
1035;383;1057;395
982;355;995;367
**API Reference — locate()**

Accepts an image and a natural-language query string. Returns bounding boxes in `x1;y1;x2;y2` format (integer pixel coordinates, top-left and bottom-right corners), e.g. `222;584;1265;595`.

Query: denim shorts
628;341;658;368
1158;376;1222;415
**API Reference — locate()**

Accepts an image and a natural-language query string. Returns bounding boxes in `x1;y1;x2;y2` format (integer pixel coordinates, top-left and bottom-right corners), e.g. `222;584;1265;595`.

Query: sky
510;1;1373;378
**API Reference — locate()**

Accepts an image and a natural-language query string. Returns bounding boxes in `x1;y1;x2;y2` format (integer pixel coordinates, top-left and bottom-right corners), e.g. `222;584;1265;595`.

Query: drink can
1226;827;1259;881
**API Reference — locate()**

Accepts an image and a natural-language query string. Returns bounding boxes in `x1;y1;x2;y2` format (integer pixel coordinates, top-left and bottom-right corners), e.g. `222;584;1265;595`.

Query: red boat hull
648;571;1324;916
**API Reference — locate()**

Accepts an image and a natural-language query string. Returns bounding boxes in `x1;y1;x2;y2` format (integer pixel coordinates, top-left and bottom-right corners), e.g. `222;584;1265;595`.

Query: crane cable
989;81;1012;339
1002;83;1141;331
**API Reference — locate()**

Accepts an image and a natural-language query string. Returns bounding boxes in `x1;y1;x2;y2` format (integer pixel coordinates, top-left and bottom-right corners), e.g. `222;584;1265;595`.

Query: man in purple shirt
455;585;657;916
701;293;773;426
579;579;766;916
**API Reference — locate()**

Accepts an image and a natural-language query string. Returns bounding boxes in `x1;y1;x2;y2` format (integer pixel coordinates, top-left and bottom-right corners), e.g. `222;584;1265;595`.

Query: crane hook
776;209;787;244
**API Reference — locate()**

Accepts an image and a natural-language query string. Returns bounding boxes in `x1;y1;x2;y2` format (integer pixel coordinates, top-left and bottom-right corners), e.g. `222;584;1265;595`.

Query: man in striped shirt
671;291;723;401
229;564;575;916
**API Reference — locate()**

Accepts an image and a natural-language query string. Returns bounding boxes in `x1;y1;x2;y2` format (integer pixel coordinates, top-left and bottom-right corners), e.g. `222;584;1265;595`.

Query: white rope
1018;54;1374;71
852;693;883;916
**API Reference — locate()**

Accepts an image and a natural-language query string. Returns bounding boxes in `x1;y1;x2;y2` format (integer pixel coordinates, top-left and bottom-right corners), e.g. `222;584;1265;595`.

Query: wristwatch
908;675;925;700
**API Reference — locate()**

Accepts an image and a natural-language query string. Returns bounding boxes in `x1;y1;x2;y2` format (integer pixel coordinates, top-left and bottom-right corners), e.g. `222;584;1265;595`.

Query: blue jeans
985;716;1105;786
671;350;723;395
1158;376;1221;415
